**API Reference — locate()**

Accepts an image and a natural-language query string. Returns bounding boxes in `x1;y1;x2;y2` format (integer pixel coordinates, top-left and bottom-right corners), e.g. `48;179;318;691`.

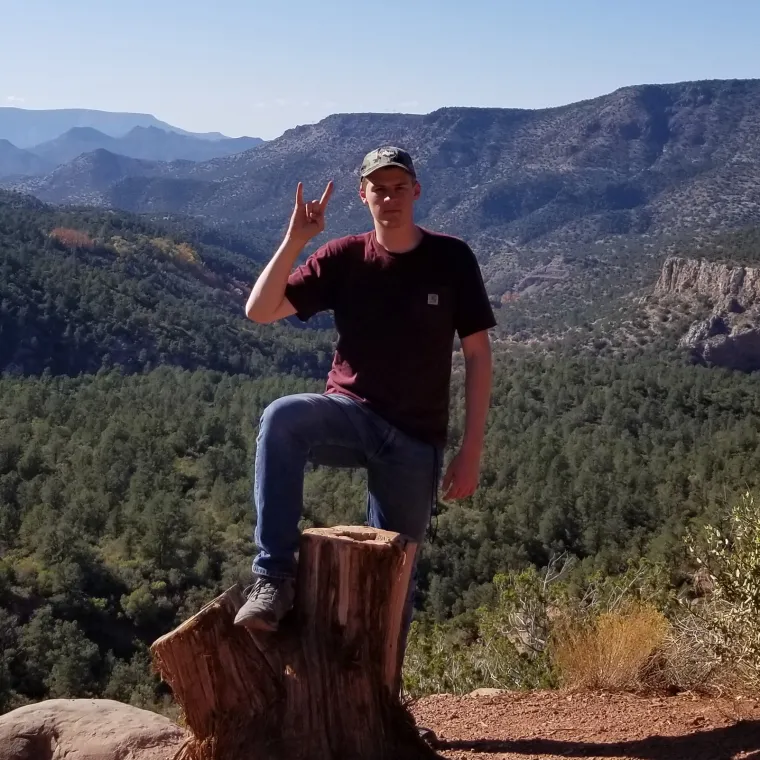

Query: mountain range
0;106;232;147
36;125;262;166
0;139;53;177
0;125;263;180
6;78;760;301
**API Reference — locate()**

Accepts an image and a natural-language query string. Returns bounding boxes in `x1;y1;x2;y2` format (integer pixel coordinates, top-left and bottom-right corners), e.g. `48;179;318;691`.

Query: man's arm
461;329;493;457
245;180;333;324
245;236;301;323
442;329;492;500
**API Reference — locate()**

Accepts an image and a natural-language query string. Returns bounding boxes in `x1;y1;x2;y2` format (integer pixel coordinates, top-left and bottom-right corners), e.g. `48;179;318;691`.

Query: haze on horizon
3;0;760;141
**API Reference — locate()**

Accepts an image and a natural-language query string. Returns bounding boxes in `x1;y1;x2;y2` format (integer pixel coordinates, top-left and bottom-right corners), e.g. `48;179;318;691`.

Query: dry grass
553;603;669;691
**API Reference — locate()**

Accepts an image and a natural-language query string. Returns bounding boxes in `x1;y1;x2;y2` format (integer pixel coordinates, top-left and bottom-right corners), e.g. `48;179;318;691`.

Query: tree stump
150;526;440;760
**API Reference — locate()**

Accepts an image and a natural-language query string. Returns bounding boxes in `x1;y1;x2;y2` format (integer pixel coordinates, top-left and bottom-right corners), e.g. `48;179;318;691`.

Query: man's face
359;166;421;228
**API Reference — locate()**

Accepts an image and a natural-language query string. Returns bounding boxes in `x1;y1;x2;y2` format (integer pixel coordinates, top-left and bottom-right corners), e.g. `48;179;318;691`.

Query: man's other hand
441;446;481;500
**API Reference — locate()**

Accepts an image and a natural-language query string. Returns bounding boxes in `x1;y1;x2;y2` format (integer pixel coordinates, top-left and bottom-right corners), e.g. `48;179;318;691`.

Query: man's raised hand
287;181;334;244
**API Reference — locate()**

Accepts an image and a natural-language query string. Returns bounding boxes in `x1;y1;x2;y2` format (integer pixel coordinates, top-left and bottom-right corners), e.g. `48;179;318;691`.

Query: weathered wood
151;526;439;760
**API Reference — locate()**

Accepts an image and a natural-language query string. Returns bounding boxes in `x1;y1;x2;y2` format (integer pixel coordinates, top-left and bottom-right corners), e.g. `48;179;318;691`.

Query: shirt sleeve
284;240;345;321
453;243;497;339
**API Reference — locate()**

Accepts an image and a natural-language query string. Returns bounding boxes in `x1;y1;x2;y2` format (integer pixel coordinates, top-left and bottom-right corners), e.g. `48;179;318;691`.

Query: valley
3;79;760;727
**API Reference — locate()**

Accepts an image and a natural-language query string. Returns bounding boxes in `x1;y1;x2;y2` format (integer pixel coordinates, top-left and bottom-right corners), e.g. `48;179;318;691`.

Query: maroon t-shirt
284;228;496;447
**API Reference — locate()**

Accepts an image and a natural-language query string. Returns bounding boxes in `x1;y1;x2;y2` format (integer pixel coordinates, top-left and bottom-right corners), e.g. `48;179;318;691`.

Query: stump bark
150;526;440;760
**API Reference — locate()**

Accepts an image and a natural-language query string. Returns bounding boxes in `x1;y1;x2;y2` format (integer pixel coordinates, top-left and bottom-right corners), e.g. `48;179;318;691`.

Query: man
235;146;495;638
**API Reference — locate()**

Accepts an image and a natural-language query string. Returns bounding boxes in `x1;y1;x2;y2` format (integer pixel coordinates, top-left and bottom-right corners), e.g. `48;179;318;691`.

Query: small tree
687;490;760;687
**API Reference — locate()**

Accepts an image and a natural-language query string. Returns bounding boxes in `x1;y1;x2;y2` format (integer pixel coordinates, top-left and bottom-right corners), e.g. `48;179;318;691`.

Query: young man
235;146;495;636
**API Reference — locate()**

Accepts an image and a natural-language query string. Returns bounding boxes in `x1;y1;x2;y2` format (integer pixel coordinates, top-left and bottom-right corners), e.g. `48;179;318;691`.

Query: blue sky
2;0;759;140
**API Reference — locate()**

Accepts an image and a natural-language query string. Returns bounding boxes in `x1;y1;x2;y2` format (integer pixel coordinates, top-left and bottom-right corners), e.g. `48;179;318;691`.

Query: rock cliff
655;256;760;306
655;257;760;371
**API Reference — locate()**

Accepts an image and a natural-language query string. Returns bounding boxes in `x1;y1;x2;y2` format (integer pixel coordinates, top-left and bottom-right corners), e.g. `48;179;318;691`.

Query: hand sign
288;181;334;244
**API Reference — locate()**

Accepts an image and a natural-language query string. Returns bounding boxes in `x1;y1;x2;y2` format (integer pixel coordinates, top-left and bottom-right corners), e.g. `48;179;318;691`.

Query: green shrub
687;490;760;688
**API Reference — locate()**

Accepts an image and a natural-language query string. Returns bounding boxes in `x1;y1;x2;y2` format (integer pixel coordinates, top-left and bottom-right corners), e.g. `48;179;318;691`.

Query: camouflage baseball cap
360;146;416;179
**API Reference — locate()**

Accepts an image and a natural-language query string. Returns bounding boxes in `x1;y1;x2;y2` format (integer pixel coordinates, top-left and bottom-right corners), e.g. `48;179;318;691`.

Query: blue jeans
252;392;442;646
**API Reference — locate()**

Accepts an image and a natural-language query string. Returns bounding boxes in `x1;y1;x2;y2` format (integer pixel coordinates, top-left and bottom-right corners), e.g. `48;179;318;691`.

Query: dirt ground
410;690;760;760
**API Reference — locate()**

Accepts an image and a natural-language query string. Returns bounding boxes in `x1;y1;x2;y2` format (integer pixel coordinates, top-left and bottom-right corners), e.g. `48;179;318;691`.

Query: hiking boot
234;574;295;631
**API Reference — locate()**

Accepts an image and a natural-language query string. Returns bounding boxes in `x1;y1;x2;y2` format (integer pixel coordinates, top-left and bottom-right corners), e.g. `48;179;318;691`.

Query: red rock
0;699;186;760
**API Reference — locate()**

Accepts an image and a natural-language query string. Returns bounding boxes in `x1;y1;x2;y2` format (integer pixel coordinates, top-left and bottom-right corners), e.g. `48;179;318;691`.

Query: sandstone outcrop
656;256;760;371
655;256;760;303
0;699;186;760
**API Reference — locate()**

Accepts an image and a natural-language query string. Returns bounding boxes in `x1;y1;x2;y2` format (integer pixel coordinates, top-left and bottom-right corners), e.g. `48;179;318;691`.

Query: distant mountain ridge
0;139;53;178
0;122;264;180
18;149;174;206
9;78;760;298
6;81;760;302
28;126;263;166
0;106;231;147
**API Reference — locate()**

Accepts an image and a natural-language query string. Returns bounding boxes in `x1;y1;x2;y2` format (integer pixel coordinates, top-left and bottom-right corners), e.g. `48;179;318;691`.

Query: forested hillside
3;191;760;710
4;350;760;710
0;191;331;377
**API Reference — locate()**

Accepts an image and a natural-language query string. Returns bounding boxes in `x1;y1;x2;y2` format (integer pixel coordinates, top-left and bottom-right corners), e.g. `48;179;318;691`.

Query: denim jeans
252;392;442;649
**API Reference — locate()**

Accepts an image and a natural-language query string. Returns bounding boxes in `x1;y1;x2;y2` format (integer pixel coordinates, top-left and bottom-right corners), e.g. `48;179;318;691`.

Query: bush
686;490;760;689
552;603;668;691
403;614;554;697
404;554;735;698
654;608;727;694
402;560;571;697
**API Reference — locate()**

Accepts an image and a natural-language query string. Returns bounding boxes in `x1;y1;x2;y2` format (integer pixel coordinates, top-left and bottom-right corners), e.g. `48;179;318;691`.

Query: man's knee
258;393;331;443
260;394;307;432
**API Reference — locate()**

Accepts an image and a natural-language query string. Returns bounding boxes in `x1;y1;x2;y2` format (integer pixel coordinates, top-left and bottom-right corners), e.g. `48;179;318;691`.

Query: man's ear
413;181;421;201
359;183;368;205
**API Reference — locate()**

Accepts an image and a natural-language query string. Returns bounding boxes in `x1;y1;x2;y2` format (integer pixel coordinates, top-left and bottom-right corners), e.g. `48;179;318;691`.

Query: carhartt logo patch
427;293;439;306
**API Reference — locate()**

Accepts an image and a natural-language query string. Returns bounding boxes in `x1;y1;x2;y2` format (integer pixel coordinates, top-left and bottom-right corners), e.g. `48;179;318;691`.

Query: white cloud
5;95;25;105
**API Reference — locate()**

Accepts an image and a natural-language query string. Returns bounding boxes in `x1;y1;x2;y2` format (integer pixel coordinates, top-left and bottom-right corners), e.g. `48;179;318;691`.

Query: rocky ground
3;691;760;759
411;690;760;760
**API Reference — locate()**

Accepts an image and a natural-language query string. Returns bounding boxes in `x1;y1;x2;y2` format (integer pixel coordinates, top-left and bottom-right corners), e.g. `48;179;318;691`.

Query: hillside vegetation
3;192;760;712
8;79;760;294
0;191;331;377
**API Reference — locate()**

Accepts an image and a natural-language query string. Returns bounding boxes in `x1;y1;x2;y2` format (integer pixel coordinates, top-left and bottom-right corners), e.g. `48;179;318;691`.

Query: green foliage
4;191;760;707
686;491;760;685
420;350;760;618
403;568;558;696
2;345;760;707
405;556;703;697
675;226;760;267
18;607;100;699
102;646;165;711
0;608;21;712
0;191;333;377
699;492;760;611
4;344;760;707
